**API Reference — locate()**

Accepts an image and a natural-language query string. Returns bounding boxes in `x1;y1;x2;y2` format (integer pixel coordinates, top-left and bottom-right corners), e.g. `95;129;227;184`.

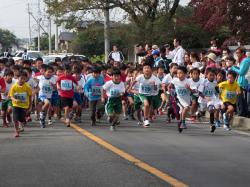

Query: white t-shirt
38;75;56;98
103;80;125;98
198;79;218;98
162;73;175;85
74;77;85;93
189;78;204;96
171;78;191;107
136;74;161;96
27;77;38;90
2;80;15;100
192;62;202;69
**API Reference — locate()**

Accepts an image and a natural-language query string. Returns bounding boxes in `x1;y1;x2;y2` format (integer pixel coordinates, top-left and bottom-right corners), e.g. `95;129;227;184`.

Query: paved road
0;114;250;187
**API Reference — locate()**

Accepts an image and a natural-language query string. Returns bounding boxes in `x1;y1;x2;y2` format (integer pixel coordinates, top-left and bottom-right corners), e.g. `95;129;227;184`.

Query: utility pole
55;23;58;52
28;3;32;49
38;0;41;51
104;3;110;63
48;0;52;54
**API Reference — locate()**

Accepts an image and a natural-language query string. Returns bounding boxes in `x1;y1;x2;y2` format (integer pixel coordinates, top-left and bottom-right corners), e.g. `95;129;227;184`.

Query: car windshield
28;52;43;58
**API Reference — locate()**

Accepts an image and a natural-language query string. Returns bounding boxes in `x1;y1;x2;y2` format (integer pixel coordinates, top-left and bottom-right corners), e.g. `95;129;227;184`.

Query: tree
189;0;250;44
34;33;55;51
44;0;181;42
0;28;17;50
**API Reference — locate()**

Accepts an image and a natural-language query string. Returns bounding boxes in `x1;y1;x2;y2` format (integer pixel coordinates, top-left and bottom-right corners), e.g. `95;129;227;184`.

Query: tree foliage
189;0;250;43
0;28;17;50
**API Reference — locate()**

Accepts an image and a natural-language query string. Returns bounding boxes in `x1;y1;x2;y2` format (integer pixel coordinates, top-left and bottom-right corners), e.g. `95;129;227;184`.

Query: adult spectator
171;38;185;66
108;45;124;63
231;47;250;117
222;47;231;59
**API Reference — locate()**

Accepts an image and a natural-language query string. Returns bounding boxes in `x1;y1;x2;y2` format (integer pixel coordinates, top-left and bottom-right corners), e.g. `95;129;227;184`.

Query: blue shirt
232;57;250;88
84;76;104;101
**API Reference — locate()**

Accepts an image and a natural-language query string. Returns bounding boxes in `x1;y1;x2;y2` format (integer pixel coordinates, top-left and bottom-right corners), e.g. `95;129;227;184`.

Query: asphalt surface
1;113;250;187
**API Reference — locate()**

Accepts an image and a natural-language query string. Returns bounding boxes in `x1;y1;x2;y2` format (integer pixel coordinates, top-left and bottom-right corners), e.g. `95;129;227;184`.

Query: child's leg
7;106;12;124
64;106;71;127
14;121;20;137
122;99;128;119
226;105;235;126
143;99;150;120
90;101;97;125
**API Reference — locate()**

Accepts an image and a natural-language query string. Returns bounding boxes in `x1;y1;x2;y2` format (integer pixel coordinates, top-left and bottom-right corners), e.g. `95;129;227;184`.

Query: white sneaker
19;124;24;132
48;120;53;126
137;121;143;126
143;120;150;128
223;125;231;131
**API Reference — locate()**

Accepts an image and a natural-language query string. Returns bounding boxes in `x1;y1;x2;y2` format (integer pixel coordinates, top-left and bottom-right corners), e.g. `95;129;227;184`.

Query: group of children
0;53;241;137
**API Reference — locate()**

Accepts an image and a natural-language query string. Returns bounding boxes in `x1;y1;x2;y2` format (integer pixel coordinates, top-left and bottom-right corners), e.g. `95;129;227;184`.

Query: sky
0;0;190;39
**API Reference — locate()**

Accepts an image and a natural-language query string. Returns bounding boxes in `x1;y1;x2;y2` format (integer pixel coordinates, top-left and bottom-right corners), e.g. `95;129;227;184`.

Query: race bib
110;89;120;97
42;84;52;94
14;92;27;103
226;91;236;100
139;83;154;95
61;80;72;91
176;87;188;96
92;86;102;96
204;87;214;97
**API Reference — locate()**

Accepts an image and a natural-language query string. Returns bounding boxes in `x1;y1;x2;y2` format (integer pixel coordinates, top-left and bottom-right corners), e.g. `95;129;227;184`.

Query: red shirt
0;77;6;101
57;75;77;98
104;75;112;83
121;73;127;83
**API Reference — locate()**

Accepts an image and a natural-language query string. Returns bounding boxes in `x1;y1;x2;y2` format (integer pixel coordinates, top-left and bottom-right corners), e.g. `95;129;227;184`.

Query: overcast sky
0;0;190;39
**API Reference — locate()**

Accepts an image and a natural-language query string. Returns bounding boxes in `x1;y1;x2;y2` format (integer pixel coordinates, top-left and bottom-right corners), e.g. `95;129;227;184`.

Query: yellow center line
68;122;188;187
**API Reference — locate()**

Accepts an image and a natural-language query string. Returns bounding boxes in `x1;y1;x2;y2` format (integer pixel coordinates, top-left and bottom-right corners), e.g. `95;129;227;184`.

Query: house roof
59;32;76;41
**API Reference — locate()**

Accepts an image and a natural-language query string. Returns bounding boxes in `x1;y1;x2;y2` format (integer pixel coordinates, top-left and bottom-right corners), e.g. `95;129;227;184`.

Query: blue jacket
232;57;250;88
84;76;104;101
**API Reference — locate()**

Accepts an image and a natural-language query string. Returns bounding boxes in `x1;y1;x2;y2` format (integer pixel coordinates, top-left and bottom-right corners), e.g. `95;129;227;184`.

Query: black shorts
13;107;26;123
223;102;237;112
60;97;73;108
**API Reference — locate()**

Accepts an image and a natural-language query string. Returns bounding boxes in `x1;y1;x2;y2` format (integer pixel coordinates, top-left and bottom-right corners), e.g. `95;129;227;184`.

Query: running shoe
48;120;53;126
178;122;183;133
223;124;231;131
137;121;143;126
19;124;24;132
143;120;150;128
215;121;221;128
210;125;216;133
91;121;96;126
123;115;129;120
110;125;116;131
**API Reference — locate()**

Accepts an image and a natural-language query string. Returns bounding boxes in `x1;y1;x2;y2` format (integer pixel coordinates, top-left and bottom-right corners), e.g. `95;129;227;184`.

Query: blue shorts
51;91;60;106
38;95;51;103
74;93;83;105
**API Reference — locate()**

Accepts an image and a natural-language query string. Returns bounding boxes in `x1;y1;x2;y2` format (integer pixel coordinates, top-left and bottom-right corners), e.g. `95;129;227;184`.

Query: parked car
13;50;44;61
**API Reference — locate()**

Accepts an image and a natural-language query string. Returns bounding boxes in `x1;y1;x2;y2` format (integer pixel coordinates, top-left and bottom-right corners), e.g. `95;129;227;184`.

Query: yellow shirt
9;82;32;109
218;81;240;104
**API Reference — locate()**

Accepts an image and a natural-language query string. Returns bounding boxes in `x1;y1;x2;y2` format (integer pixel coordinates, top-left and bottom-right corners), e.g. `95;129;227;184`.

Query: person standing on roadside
231;47;250;117
108;45;124;64
170;38;185;66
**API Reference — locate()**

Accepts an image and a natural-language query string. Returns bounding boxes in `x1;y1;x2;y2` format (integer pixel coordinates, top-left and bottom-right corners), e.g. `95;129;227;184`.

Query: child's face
5;75;13;83
45;70;53;78
92;72;100;79
74;73;81;80
207;72;215;81
18;76;27;85
107;68;112;76
65;70;71;76
13;70;20;77
191;71;200;80
56;70;63;76
226;60;233;67
158;68;164;75
227;74;235;84
170;66;178;74
112;74;121;83
216;73;224;83
177;70;185;80
143;65;152;76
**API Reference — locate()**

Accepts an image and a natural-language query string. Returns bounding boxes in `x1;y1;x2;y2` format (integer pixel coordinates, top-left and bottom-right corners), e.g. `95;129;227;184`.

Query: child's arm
101;88;106;103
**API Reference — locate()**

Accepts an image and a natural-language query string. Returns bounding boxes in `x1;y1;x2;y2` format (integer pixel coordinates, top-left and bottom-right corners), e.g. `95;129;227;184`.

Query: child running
57;65;78;127
38;66;56;128
135;61;161;127
9;71;32;137
102;68;125;131
218;70;240;130
84;67;104;126
169;66;191;132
